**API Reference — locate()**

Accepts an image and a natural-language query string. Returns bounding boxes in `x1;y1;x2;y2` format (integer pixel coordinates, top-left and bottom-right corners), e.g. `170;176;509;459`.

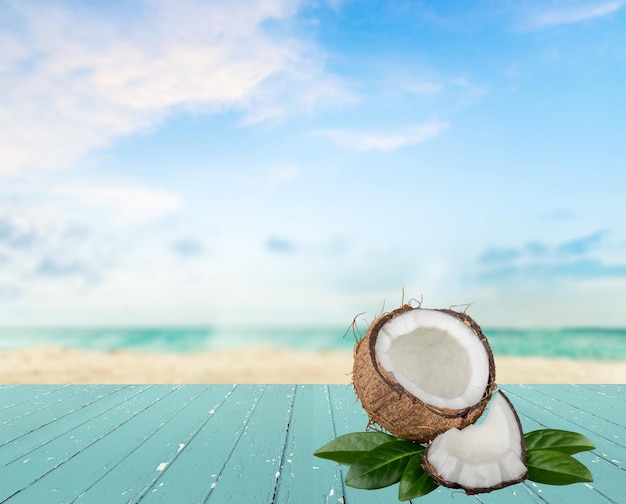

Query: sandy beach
1;345;625;384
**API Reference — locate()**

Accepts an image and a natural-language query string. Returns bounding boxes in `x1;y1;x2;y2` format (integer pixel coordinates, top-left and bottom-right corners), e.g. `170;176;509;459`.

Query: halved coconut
352;305;496;442
422;391;527;494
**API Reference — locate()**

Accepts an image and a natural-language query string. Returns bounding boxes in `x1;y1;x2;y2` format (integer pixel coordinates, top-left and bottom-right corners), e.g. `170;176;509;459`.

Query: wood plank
72;384;236;503
273;385;345;504
1;386;82;426
0;385;68;410
316;385;626;504
196;384;296;502
0;385;175;502
547;384;626;420
1;385;132;453
123;384;267;503
324;384;413;504
503;385;626;504
576;384;625;402
0;385;623;503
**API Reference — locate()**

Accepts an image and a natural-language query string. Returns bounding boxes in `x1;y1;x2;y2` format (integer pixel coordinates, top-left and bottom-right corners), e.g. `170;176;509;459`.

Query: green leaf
398;453;439;501
345;441;424;490
525;429;595;455
313;431;399;465
526;449;593;485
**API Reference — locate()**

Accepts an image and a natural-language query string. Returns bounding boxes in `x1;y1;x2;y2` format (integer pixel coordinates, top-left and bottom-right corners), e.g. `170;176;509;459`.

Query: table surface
0;384;624;503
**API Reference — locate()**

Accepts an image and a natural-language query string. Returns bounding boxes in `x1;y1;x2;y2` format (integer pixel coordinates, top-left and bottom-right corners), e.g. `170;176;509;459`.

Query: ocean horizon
1;326;625;361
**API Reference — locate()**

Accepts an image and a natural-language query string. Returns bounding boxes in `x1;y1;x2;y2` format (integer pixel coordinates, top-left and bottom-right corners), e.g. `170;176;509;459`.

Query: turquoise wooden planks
272;385;345;504
317;385;626;504
0;385;624;503
0;385;68;408
0;385;171;502
504;385;626;504
545;385;626;423
143;384;298;502
74;385;236;503
199;384;296;502
0;386;145;465
1;386;132;452
136;384;268;503
576;384;625;402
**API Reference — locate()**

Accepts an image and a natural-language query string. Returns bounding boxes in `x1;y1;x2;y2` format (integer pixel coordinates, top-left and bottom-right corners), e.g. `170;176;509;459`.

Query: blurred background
0;1;625;381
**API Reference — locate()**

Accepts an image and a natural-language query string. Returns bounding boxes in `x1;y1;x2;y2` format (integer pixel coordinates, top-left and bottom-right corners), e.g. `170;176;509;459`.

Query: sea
0;326;625;360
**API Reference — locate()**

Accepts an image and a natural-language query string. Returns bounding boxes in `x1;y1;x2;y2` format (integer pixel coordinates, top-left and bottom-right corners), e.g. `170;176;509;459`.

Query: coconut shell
352;305;496;443
421;391;527;495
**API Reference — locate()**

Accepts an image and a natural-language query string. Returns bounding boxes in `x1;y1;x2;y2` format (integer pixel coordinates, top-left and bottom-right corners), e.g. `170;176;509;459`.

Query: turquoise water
1;326;625;360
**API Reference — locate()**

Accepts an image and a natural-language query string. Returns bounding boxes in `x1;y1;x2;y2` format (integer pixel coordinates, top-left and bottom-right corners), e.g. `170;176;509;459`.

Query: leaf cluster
313;432;438;501
524;429;595;485
313;429;596;501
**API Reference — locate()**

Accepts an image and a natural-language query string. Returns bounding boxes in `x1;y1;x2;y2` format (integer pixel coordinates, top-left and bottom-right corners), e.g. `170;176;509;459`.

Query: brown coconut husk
352;304;496;443
422;391;527;495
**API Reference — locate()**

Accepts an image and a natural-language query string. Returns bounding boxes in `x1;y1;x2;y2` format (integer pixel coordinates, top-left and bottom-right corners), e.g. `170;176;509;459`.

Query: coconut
352;305;496;442
422;390;527;494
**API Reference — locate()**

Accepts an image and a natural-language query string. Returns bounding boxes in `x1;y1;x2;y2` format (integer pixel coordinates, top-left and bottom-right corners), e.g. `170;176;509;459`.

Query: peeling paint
3;384;619;501
325;487;335;504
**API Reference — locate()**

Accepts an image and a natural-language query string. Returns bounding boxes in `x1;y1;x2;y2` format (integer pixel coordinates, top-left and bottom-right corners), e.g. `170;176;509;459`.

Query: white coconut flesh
374;309;490;410
425;392;526;491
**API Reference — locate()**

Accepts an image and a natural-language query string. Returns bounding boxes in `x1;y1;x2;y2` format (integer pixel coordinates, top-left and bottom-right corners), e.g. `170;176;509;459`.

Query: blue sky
0;0;625;328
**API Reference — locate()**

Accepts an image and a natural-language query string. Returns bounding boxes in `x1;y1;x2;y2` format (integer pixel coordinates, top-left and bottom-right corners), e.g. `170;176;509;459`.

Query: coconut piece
422;391;527;494
353;305;496;442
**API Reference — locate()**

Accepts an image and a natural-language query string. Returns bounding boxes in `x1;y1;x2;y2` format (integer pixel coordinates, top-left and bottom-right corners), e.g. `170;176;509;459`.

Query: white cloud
0;0;349;176
313;121;450;151
55;184;183;224
0;187;188;319
525;1;625;29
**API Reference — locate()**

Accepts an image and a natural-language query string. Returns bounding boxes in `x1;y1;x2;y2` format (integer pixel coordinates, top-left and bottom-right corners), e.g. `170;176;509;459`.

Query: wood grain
0;384;624;503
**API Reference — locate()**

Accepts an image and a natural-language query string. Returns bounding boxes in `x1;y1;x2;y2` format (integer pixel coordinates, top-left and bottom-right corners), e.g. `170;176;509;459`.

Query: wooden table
0;384;624;503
